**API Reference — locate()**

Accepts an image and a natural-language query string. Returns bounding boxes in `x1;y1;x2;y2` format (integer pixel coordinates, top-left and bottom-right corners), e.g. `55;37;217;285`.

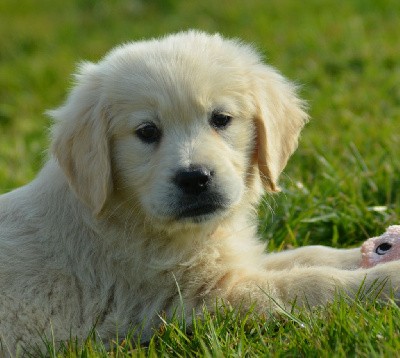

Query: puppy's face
50;31;308;232
109;56;257;227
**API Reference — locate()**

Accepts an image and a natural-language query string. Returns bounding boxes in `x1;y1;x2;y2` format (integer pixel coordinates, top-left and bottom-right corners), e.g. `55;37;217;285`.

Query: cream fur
0;31;399;356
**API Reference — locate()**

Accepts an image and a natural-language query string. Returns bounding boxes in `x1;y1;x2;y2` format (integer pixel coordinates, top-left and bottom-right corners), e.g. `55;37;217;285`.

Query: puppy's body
0;31;398;354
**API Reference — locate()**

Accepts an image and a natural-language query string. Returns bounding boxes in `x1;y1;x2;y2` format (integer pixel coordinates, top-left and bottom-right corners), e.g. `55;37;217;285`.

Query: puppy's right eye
135;123;161;144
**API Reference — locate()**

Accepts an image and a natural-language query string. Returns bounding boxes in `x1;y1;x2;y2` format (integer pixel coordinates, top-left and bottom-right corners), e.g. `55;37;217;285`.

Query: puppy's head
49;31;308;231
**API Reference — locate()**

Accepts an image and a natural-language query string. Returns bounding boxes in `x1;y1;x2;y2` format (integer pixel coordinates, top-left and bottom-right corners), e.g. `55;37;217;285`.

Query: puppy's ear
253;66;308;192
48;62;112;215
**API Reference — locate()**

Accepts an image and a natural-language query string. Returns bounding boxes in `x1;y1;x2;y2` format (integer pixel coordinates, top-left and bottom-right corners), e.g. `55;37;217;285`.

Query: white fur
0;31;398;355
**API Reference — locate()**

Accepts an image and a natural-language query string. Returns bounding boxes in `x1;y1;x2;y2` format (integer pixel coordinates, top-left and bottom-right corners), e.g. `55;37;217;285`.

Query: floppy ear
48;62;112;215
253;66;309;192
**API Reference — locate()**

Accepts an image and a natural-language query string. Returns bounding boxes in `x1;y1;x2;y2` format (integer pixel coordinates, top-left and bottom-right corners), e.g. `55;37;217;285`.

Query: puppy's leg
0;294;51;357
263;246;362;270
218;261;400;312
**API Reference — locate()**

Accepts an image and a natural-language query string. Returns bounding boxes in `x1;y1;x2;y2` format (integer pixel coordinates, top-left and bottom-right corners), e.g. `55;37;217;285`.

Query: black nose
173;166;213;195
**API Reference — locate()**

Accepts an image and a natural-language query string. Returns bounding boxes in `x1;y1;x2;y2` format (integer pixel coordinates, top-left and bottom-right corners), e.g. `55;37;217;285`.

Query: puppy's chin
139;187;244;234
174;193;227;219
146;203;231;234
176;206;223;221
170;208;226;224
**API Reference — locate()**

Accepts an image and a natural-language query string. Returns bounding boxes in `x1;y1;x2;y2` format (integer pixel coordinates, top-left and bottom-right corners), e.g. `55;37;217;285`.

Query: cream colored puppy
0;31;398;354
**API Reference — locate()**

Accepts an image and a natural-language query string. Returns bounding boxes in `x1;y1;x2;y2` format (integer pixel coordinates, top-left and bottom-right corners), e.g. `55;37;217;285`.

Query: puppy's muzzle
173;166;224;219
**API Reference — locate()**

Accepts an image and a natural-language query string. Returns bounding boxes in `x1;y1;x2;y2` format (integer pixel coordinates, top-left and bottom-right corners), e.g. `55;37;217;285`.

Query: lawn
0;0;399;356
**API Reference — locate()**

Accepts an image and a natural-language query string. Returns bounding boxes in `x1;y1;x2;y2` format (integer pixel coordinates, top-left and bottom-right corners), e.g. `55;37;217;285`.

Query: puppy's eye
376;243;392;255
210;111;232;129
135;123;161;144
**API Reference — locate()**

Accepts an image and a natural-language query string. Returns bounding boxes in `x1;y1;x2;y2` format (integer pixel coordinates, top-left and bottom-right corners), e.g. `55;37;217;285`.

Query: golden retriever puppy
0;30;398;354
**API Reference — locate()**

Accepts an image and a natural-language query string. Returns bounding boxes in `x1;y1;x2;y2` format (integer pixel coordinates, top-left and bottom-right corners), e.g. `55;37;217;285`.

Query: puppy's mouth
176;203;223;219
174;194;227;221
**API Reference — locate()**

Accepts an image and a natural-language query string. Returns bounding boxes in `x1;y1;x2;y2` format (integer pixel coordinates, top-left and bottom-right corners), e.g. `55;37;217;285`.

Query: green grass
31;298;400;357
1;0;400;356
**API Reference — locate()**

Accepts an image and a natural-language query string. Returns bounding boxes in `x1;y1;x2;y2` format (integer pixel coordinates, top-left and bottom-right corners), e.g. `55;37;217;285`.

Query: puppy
0;31;398;354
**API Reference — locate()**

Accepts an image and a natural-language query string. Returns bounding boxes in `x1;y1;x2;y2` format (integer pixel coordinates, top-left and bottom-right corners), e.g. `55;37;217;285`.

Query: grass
31;298;400;357
0;0;399;356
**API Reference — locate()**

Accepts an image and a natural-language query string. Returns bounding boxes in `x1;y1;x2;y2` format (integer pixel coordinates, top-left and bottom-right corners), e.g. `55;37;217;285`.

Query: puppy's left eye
210;111;232;129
